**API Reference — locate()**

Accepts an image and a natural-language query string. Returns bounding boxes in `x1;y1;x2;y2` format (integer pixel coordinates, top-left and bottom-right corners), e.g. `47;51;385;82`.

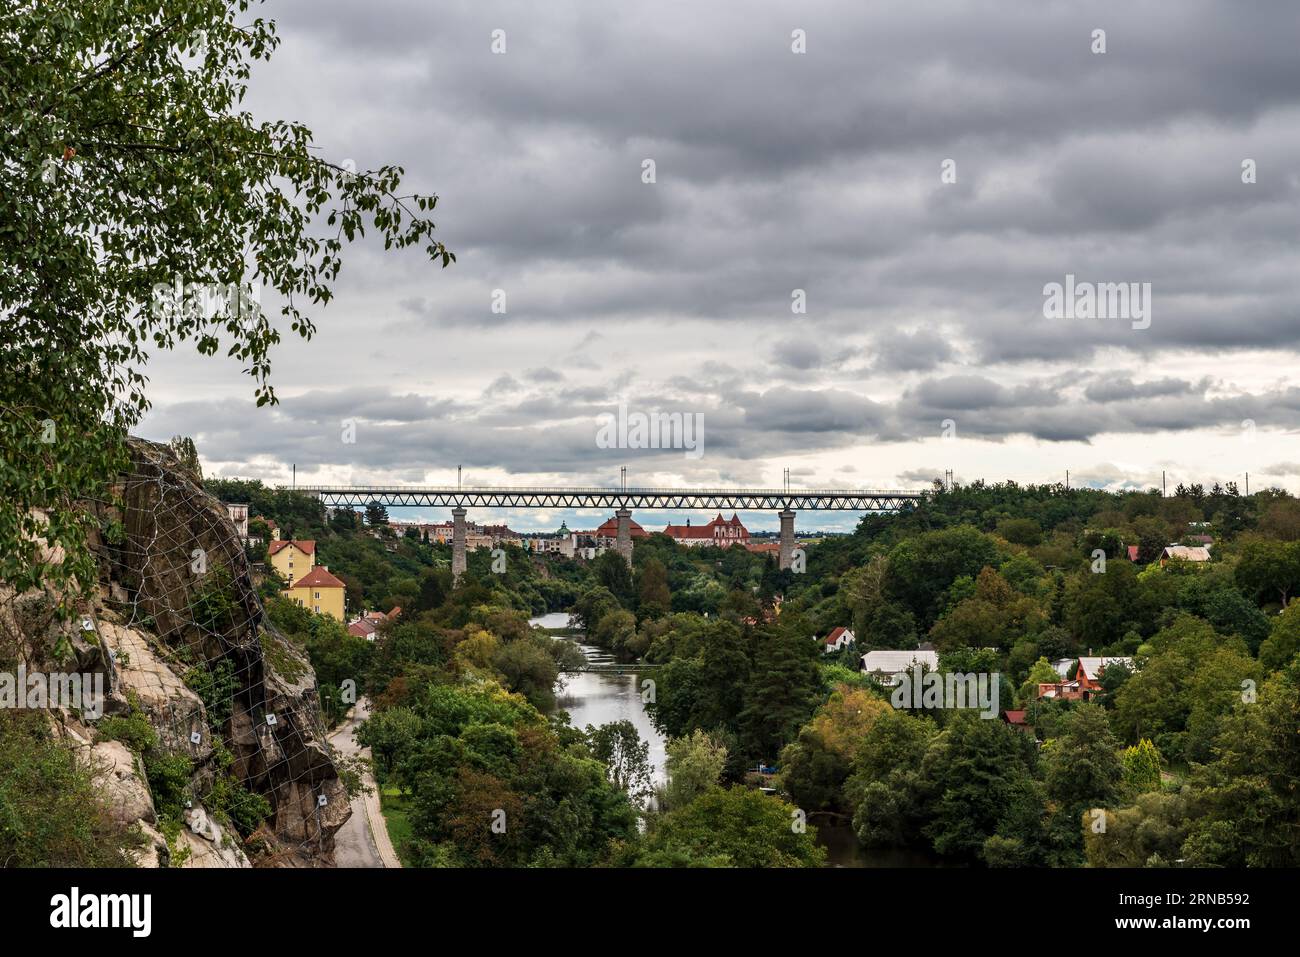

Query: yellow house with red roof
267;539;315;586
283;565;346;621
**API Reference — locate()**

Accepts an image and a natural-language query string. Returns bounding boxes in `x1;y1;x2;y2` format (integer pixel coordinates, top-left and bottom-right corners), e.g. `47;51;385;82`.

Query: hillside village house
1037;656;1135;701
663;513;750;548
267;539;316;586
347;606;400;640
1161;544;1211;565
283;565;346;621
225;503;249;538
860;649;940;686
224;502;271;548
820;626;856;654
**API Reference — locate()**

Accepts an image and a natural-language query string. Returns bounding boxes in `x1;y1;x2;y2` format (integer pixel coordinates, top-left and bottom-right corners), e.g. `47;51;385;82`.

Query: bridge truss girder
294;488;924;512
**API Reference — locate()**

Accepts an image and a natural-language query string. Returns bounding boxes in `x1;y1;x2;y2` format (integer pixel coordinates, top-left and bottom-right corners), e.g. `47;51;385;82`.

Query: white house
820;626;856;654
860;649;940;686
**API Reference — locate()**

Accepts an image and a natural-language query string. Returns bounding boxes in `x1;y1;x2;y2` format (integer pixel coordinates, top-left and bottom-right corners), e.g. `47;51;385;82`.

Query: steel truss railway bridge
290;485;926;578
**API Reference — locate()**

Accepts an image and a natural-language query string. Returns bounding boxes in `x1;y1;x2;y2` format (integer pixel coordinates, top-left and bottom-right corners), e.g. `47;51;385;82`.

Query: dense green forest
214;476;1300;868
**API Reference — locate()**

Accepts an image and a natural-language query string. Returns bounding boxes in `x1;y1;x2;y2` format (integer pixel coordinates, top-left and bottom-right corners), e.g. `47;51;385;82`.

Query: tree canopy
1;0;452;604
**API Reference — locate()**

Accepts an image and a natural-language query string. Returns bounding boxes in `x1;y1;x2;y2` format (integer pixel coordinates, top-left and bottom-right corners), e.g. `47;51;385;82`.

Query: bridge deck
289;485;926;511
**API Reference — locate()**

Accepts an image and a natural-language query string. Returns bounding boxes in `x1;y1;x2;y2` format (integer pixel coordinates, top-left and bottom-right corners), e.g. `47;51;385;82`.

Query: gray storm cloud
137;0;1300;505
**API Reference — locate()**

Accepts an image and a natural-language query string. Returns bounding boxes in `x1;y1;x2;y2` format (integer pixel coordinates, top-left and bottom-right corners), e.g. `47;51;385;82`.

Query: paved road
328;699;401;868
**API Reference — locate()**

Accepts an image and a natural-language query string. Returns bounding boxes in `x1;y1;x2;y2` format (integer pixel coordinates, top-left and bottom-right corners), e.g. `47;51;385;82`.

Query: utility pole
1246;472;1250;496
1162;471;1166;496
292;464;295;490
1065;469;1069;491
621;466;626;493
457;465;462;490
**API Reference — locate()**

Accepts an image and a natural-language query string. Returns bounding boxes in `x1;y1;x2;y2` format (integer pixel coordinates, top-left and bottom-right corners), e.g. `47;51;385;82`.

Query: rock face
0;437;349;866
108;438;350;863
90;738;157;828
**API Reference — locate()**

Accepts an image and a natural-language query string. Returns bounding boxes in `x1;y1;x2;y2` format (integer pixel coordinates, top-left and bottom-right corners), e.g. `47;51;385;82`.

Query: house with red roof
267;538;316;586
1001;710;1032;733
347;606;401;640
820;626;856;654
346;618;378;640
283;564;346;621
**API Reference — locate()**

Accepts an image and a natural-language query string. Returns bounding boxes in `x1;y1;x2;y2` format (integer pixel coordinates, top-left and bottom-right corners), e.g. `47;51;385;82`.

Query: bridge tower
451;507;467;583
778;508;796;571
614;507;634;567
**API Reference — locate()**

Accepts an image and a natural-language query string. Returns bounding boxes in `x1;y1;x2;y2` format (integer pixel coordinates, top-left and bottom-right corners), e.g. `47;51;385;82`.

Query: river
529;612;939;867
531;612;668;787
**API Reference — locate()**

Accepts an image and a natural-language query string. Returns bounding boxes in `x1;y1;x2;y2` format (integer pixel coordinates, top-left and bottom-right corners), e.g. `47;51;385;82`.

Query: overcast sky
140;0;1300;532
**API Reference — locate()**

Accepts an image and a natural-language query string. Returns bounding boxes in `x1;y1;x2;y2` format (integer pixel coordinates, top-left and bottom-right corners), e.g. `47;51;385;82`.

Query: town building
528;522;578;557
283;565;346;621
225;503;249;538
267;539;316;586
594;515;649;546
662;513;750;548
397;518;522;546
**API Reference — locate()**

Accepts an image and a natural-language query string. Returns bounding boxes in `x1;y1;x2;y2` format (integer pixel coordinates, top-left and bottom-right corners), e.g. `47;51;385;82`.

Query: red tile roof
268;539;315;556
1003;710;1028;725
823;626;852;646
664;513;750;539
290;566;345;589
594;516;649;537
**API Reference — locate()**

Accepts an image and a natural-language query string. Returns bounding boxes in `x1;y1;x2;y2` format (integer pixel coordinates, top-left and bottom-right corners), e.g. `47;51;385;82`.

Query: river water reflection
531;613;667;786
530;612;941;867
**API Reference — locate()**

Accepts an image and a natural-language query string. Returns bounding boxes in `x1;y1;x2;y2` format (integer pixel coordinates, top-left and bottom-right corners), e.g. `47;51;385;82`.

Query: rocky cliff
0;437;350;866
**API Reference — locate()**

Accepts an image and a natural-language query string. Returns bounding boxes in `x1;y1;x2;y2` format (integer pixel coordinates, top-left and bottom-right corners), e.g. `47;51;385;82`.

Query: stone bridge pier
778;508;796;571
452;506;467;583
